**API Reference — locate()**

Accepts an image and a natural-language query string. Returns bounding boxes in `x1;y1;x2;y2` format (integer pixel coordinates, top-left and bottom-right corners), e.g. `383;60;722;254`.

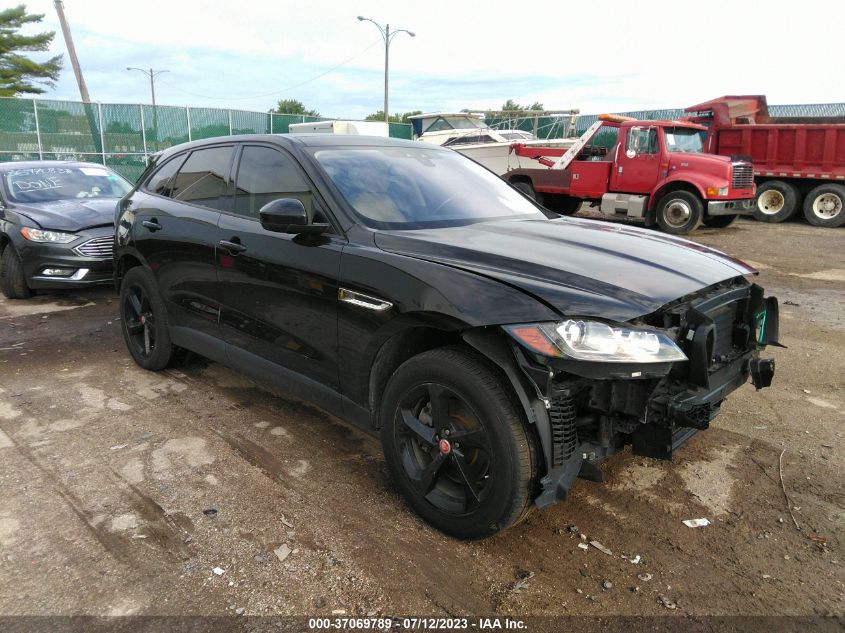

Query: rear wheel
655;191;703;235
702;214;738;228
0;245;32;299
753;180;800;223
380;347;538;539
119;266;175;371
803;183;845;227
511;180;537;201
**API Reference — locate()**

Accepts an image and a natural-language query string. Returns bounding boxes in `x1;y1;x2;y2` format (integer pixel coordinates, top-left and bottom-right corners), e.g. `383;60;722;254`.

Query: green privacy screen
2;97;842;181
0;98;413;182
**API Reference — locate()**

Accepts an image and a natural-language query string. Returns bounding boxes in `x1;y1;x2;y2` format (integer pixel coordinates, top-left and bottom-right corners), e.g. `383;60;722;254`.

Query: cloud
20;0;845;120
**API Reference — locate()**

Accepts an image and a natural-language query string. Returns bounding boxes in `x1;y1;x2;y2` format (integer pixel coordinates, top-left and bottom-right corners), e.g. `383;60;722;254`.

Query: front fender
649;174;723;209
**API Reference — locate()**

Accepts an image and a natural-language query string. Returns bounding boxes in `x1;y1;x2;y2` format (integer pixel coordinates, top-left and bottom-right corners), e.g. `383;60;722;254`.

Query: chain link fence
0;97;414;182
3;97;844;181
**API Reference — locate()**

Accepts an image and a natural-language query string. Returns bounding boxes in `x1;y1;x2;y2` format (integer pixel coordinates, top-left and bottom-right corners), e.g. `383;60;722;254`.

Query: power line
157;39;382;101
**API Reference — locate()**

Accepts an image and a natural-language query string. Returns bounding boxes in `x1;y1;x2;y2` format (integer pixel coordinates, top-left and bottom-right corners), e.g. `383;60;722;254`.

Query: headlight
20;227;78;243
505;319;687;363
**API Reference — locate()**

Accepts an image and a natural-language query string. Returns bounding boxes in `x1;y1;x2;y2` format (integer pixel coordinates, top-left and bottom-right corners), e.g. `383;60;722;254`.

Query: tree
0;5;62;96
364;110;422;123
273;99;319;117
500;99;544;111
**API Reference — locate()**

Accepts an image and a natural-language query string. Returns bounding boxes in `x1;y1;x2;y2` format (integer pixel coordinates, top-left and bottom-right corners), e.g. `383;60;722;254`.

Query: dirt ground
0;217;843;626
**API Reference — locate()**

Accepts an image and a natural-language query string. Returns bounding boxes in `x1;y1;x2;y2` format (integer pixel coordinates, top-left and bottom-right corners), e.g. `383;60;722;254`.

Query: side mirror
259;198;328;235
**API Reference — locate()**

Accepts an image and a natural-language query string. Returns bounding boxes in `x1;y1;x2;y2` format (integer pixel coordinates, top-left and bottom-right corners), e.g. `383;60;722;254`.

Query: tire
702;214;738;228
0;244;32;299
379;347;538;539
655;190;703;235
119;266;175;371
802;183;845;228
511;180;537;201
544;193;581;216
753;180;800;223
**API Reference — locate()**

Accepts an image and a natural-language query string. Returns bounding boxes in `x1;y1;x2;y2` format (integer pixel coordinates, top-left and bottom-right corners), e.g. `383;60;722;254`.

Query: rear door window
171;146;234;211
145;154;186;197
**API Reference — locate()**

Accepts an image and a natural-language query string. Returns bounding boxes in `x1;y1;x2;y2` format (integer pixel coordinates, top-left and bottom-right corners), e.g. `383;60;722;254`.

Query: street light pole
357;16;415;124
127;67;169;151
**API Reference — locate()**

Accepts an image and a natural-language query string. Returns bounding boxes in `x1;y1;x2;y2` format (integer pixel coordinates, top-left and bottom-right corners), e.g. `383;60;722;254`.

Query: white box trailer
287;120;389;136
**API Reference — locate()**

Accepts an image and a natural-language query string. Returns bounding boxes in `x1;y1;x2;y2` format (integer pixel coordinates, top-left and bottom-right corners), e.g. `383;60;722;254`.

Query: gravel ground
0;217;842;626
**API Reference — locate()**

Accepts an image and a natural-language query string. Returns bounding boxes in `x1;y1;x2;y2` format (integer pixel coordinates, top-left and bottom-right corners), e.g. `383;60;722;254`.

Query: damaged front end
467;278;780;510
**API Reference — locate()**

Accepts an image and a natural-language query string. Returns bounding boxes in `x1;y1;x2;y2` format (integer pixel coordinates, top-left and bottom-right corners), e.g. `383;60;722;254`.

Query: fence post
32;99;43;160
228;109;233;136
97;102;106;165
186;107;192;141
139;104;147;159
270;113;274;134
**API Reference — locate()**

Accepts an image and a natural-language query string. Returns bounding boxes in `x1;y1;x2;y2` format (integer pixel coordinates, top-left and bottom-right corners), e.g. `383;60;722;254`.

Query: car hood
374;216;755;322
13;198;117;232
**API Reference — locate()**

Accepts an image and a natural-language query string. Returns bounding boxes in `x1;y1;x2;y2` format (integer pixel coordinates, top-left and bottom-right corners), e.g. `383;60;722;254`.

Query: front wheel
380;347;538;539
702;214;738;228
119;266;175;371
655;191;703;235
0;245;32;299
803;183;845;228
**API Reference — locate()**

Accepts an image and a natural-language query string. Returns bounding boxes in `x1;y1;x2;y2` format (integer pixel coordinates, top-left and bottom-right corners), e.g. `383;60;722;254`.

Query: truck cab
507;118;756;234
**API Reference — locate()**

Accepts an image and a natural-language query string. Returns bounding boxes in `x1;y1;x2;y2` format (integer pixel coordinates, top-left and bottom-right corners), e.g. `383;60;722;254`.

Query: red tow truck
506;115;756;234
686;95;845;228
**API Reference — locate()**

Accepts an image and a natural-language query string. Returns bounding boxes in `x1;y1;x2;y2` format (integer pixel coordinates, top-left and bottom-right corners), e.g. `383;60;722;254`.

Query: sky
17;0;845;119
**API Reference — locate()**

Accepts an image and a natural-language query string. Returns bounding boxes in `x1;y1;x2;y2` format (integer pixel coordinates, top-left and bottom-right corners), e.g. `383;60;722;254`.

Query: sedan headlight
20;227;78;243
505;319;687;363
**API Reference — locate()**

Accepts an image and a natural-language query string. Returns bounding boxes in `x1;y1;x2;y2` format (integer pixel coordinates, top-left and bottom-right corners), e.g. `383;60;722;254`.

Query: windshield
663;127;705;153
499;131;536;141
314;146;547;229
3;165;132;204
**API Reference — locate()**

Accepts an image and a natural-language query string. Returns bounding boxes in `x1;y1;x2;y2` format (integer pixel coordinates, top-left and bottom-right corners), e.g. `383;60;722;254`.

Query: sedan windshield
663;127;705;153
314;146;547;229
3;165;132;204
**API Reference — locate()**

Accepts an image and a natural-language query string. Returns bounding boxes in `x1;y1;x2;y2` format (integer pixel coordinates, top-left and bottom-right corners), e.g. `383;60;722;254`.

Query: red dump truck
506;115;756;235
685;95;845;228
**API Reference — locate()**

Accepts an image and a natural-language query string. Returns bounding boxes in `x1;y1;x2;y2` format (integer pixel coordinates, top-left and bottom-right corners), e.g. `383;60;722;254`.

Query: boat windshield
663;127;705;153
314;146;546;229
425;116;485;132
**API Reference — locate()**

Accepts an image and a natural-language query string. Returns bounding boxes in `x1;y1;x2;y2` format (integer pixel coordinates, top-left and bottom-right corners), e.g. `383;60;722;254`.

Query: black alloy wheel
380;347;538;539
119;266;174;371
396;382;493;515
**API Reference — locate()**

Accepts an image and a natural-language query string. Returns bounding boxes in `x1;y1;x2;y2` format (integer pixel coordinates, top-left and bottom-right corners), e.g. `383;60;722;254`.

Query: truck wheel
379;347;538;539
0;244;32;300
703;214;738;228
511;180;537;201
655;191;703;235
544;194;581;215
803;183;845;227
753;180;799;223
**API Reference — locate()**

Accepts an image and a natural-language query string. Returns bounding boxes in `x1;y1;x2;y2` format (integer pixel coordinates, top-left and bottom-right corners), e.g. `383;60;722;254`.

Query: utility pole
53;0;90;102
357;17;415;124
127;68;169;151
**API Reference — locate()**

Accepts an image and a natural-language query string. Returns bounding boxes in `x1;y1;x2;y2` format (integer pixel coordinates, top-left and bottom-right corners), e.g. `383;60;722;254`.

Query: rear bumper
707;198;755;216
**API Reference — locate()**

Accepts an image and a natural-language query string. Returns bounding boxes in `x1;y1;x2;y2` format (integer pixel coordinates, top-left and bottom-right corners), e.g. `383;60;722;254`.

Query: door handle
142;219;162;232
218;239;247;254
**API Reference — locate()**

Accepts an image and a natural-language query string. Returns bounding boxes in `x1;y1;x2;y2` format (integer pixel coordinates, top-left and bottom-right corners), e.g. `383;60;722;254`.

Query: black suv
115;135;778;539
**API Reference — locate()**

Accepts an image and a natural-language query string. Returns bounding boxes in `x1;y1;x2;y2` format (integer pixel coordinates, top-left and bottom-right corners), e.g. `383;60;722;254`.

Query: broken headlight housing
505;319;687;363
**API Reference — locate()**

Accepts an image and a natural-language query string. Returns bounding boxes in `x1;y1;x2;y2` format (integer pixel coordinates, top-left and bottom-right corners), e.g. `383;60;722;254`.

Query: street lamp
357;16;415;124
125;67;169;108
126;67;169;151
